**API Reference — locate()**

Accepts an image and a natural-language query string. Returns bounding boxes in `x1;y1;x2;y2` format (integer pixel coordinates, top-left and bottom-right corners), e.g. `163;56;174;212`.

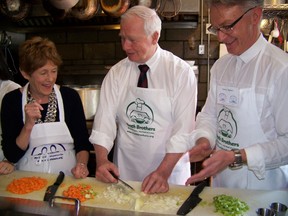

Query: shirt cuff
246;144;265;180
168;133;191;153
89;130;114;152
167;129;216;153
193;129;216;149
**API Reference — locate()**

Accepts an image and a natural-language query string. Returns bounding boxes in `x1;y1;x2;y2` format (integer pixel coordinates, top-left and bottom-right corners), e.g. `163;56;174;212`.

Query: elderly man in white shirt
89;5;197;194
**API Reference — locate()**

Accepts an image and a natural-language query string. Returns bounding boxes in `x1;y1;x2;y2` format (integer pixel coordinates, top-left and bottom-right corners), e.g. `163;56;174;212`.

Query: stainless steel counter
0;197;162;216
1;171;288;216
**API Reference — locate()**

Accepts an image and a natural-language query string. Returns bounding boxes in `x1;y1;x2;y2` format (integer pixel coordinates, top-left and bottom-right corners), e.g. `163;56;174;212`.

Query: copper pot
70;0;100;20
100;0;130;17
0;0;31;21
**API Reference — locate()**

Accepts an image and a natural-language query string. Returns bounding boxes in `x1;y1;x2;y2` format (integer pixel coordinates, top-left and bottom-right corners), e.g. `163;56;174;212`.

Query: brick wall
24;8;219;109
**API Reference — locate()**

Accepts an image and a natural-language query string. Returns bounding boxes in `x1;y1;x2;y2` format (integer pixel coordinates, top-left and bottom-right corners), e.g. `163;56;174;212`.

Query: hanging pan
0;0;31;21
100;0;130;17
70;0;100;20
157;0;181;18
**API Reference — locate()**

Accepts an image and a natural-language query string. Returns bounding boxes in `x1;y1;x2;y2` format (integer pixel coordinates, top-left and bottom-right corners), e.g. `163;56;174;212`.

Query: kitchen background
1;0;288;177
1;0;287;111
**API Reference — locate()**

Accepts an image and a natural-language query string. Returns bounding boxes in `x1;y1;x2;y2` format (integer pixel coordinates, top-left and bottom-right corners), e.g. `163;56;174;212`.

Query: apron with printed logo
115;86;190;185
214;47;287;189
17;84;76;175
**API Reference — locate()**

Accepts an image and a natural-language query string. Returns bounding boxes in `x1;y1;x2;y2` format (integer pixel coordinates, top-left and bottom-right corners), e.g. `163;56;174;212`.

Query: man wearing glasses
180;0;288;189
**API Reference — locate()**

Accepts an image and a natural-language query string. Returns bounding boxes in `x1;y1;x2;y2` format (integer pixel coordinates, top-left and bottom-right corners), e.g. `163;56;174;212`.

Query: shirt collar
134;45;161;74
238;34;266;64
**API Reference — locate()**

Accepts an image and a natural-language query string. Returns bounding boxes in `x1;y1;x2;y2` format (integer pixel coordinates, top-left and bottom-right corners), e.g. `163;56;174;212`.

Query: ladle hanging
268;18;280;43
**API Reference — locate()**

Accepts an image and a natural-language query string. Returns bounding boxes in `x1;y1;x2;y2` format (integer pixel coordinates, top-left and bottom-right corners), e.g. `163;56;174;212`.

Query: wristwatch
229;149;243;170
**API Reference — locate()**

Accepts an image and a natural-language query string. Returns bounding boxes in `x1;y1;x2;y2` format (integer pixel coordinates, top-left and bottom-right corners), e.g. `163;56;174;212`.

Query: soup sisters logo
126;98;156;138
216;106;239;150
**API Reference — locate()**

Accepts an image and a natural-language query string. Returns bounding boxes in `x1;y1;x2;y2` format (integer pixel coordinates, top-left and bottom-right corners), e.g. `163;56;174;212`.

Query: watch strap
229;149;243;170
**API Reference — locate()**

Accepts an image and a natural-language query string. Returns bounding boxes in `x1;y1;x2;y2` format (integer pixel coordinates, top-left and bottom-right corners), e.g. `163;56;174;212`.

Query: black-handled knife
177;181;207;215
43;171;65;201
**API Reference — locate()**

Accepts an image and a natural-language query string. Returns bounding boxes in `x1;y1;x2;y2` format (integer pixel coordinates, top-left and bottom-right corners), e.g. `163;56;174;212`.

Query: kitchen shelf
263;4;288;18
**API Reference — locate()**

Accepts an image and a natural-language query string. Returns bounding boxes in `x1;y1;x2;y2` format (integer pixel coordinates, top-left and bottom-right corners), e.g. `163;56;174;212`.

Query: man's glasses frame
207;6;256;35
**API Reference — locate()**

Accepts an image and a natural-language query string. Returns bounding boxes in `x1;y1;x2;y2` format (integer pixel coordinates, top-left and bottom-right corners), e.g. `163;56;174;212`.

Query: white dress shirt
186;35;288;188
89;46;197;183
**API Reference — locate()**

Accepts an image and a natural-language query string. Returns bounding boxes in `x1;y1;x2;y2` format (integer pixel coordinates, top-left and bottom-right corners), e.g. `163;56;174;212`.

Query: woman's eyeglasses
207;7;256;35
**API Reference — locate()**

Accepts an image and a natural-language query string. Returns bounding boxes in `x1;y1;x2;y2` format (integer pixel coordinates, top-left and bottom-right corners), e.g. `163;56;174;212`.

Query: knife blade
177;181;207;215
43;171;65;201
110;171;135;191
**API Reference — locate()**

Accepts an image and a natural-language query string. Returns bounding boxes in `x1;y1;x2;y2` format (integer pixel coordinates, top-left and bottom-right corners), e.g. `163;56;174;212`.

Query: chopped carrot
62;184;96;202
7;176;48;194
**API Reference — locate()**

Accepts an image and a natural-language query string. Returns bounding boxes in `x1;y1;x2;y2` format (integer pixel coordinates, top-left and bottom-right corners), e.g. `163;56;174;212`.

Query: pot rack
263;4;288;18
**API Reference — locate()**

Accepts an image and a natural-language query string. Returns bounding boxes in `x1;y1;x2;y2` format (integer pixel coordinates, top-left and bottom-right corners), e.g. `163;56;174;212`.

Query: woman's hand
24;101;43;128
71;162;89;179
0;161;15;175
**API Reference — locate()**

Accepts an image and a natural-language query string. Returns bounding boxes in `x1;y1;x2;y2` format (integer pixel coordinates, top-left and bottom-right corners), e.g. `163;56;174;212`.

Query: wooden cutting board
0;170;287;216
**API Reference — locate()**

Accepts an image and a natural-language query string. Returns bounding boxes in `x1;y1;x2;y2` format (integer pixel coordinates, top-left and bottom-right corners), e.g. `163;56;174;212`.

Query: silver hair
121;5;162;38
205;0;264;9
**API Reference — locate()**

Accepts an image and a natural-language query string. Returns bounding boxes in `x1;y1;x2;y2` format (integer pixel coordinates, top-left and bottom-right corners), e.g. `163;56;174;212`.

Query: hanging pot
49;0;79;9
42;0;69;20
70;0;100;20
76;85;101;120
100;0;130;17
0;0;31;21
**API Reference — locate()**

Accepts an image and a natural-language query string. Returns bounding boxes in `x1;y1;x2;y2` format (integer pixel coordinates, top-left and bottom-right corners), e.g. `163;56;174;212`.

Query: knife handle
191;181;207;195
54;171;65;185
109;171;119;180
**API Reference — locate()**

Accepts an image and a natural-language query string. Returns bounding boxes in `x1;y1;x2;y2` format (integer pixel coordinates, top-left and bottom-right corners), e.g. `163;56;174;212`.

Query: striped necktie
137;64;149;88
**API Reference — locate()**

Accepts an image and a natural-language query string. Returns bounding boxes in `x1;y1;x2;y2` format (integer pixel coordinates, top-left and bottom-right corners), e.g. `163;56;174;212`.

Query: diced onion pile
136;193;182;212
213;194;249;216
99;184;182;212
98;184;140;205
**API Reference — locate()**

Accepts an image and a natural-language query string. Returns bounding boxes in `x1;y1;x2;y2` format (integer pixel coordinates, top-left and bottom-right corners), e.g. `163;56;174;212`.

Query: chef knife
43;171;65;201
110;171;135;191
177;181;207;215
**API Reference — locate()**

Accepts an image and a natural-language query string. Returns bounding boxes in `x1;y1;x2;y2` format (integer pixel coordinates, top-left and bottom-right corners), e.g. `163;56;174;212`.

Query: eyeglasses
207;7;256;35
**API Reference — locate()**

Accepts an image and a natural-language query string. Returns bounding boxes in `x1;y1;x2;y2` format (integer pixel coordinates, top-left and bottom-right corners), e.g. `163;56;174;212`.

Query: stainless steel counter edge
0;197;168;216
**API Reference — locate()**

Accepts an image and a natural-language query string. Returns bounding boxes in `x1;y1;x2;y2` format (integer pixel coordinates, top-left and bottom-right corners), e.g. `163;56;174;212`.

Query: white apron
115;86;190;185
214;47;287;189
17;84;76;175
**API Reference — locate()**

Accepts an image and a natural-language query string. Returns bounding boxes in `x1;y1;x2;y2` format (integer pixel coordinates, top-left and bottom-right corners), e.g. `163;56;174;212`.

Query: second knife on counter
43;171;65;202
177;181;207;215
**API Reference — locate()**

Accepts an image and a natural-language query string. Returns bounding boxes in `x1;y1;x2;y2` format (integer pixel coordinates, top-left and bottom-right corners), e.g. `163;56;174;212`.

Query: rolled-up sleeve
166;66;197;153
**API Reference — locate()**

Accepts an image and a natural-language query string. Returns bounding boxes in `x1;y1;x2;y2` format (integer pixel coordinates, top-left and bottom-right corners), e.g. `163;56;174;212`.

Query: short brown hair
19;36;62;75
